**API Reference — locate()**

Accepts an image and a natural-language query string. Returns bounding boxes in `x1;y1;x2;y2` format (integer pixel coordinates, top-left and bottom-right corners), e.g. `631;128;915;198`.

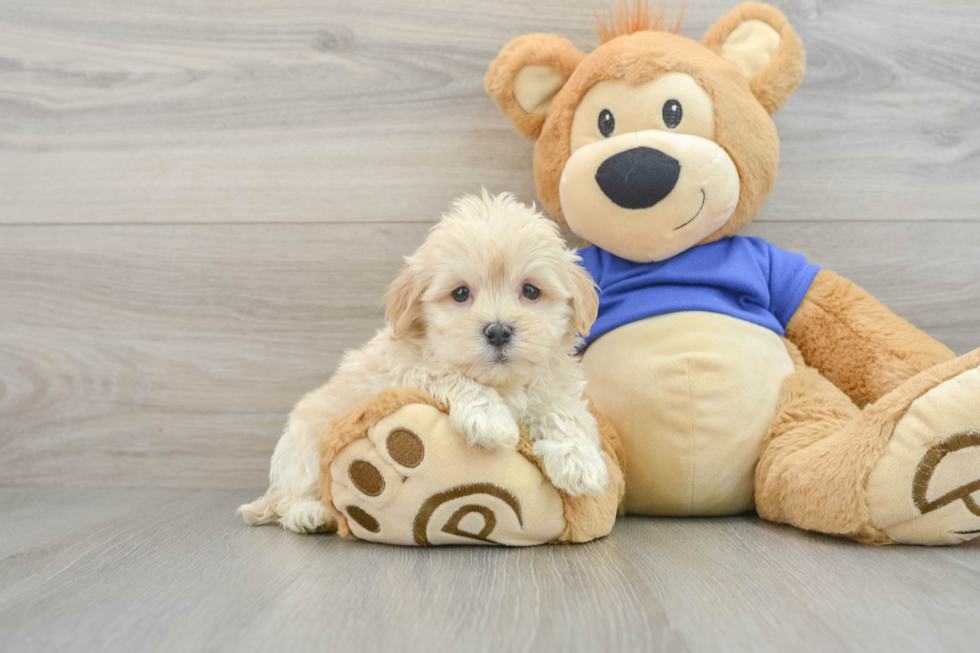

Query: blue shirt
578;236;819;347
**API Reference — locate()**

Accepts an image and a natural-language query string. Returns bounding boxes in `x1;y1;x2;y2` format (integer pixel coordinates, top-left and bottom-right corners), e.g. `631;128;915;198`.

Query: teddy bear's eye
598;109;615;137
663;99;683;129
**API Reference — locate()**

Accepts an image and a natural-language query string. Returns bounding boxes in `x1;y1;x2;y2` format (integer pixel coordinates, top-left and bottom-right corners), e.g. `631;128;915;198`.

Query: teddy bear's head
486;2;805;263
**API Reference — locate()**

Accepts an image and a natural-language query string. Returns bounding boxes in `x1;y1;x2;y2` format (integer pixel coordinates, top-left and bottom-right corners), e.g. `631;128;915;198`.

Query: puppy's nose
484;322;513;348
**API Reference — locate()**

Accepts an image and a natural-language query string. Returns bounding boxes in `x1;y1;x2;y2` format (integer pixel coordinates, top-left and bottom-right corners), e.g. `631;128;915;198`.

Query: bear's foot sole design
867;365;980;545
329;402;568;546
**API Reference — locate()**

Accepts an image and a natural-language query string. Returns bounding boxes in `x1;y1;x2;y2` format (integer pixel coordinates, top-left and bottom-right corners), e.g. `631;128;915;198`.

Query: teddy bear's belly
581;311;796;516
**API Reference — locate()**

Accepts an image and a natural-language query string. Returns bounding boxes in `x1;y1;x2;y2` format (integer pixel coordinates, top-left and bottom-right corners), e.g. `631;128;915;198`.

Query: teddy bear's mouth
672;189;706;231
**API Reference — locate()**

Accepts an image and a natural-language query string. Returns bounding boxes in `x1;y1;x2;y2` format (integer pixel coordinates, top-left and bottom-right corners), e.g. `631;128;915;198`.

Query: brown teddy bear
483;1;980;545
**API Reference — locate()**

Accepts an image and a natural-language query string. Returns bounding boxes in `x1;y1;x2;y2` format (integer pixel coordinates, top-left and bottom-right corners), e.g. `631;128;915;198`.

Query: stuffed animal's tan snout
560;128;740;263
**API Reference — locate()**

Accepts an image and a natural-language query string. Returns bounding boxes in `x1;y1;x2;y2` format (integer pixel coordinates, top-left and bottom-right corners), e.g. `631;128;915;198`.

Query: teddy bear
316;1;979;547
481;1;980;545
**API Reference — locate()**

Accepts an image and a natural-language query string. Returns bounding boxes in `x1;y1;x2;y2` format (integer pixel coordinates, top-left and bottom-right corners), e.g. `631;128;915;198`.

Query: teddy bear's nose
595;147;681;210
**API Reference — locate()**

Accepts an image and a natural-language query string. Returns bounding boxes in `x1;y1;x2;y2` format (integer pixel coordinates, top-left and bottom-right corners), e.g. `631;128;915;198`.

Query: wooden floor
0;488;976;653
2;0;980;650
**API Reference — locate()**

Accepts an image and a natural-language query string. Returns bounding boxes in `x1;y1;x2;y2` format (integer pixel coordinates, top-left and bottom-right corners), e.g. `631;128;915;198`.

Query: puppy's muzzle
484;322;514;349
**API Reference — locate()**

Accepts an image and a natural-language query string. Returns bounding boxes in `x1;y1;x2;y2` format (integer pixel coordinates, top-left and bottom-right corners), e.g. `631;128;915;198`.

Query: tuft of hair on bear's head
594;0;686;43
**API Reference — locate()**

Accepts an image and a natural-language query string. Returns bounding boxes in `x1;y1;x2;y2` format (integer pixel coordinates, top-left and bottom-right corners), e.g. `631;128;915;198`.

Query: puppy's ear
702;2;805;114
566;256;599;338
384;265;424;340
485;34;585;140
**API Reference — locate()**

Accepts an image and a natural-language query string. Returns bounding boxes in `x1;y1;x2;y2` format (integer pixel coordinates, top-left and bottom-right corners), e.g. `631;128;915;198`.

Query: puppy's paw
451;400;521;451
238;496;278;526
533;439;609;496
278;499;337;534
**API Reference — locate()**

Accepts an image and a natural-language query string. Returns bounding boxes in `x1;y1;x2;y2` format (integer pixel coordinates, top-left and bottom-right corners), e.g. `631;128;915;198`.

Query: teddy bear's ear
702;2;805;114
486;34;586;140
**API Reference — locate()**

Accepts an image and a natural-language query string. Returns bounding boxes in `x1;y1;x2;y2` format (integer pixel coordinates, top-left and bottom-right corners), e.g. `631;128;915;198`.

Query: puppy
239;190;608;533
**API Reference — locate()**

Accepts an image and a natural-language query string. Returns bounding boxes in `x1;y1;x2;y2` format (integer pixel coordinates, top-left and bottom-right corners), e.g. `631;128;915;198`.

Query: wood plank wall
1;0;978;488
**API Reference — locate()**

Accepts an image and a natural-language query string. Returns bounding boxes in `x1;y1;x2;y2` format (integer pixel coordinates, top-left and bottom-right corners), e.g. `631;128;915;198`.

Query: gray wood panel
1;0;978;225
1;220;978;489
0;488;976;653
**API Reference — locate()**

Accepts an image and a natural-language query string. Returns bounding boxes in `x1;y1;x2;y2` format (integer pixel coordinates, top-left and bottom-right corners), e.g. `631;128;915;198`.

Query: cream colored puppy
239;190;608;533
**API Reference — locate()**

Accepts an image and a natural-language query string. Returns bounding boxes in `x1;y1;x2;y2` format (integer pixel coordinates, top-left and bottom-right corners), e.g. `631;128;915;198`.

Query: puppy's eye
663;99;682;129
521;284;541;300
451;286;471;303
598;109;615;137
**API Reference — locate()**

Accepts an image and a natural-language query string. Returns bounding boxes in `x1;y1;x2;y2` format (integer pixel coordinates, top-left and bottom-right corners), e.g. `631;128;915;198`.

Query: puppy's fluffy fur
240;191;608;533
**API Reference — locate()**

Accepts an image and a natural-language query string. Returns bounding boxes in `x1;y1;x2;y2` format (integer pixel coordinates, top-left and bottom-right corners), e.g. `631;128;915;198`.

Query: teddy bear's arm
785;270;954;409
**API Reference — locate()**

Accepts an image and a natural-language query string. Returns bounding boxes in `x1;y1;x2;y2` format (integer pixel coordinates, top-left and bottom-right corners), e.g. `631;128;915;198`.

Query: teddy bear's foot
326;401;564;545
322;388;625;546
866;359;980;545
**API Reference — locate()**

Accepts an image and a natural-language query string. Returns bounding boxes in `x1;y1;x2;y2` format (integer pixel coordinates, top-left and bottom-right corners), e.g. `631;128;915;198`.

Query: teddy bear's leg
756;343;980;545
754;345;863;536
319;387;625;546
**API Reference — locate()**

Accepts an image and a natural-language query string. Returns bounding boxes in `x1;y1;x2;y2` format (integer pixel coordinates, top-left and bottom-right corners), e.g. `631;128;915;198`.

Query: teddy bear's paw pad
867;366;980;545
330;403;566;546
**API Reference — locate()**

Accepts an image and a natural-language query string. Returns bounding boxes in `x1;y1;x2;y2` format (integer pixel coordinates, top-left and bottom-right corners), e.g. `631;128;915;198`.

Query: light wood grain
0;220;978;488
1;0;978;225
0;488;976;653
